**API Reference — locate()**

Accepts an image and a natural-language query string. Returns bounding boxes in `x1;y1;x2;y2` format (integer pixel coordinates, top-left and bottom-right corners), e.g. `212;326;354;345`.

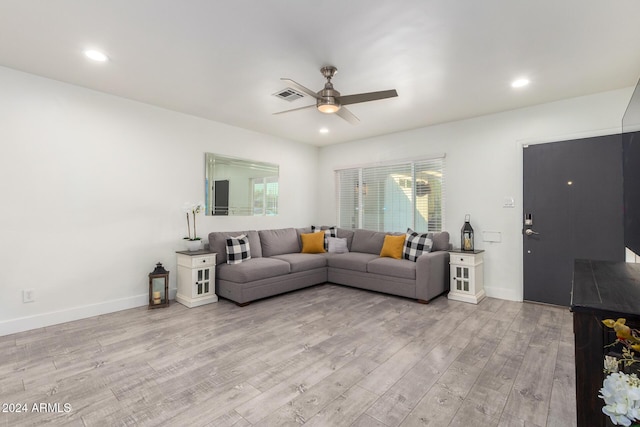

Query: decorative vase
185;239;201;252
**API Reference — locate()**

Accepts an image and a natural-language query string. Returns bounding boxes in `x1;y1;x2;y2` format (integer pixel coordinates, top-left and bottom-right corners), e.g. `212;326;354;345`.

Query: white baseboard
484;285;523;302
0;289;177;337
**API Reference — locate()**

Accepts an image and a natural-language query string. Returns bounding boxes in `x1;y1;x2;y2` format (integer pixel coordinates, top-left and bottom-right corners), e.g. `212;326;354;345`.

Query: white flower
182;201;204;240
606;355;620;373
600;372;640;426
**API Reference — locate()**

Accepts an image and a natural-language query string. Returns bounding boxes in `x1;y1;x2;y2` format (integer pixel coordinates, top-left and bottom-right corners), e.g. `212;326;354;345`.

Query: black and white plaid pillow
403;228;433;262
226;234;251;264
311;226;337;250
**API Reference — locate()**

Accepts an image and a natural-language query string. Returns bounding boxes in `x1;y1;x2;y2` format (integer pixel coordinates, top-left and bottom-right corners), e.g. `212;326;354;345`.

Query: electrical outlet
23;289;35;303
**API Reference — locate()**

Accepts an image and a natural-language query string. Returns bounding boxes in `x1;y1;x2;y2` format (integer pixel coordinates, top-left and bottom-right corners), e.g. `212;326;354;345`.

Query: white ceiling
1;1;640;146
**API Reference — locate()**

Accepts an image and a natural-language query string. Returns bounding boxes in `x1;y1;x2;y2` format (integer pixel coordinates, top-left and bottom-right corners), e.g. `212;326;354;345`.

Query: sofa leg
417;299;429;304
235;301;251;307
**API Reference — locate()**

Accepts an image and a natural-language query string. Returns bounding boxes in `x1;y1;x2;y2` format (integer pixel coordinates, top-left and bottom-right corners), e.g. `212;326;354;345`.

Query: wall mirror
205;153;279;216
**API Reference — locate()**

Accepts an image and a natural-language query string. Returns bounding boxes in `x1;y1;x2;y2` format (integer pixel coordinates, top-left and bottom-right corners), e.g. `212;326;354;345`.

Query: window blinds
336;157;444;232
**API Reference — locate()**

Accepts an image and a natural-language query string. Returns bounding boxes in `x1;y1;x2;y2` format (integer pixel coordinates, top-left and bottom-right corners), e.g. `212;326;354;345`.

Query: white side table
448;249;485;304
176;250;218;308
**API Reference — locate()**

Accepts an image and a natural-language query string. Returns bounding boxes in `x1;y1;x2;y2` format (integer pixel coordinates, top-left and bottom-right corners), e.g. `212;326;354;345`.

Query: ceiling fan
273;66;398;125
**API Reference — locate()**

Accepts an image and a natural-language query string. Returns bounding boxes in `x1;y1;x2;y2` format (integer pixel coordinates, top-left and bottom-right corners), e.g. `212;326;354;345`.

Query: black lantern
148;262;170;309
461;214;474;251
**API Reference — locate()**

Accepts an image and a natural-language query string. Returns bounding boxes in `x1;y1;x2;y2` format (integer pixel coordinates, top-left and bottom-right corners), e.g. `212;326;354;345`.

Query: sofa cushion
300;232;326;254
217;258;290;283
271;253;328;273
337;228;355;251
367;257;417;280
430;231;450;252
403;229;433;261
259;228;300;257
351;229;388;254
226;234;251;264
209;230;262;264
380;235;405;259
327;252;380;272
296;227;312;248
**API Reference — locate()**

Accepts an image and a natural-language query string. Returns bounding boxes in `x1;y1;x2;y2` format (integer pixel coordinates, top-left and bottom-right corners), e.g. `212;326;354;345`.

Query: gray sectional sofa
208;227;450;306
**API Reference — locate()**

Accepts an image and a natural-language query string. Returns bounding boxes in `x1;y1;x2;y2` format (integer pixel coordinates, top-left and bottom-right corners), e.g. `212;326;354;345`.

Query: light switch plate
503;196;515;208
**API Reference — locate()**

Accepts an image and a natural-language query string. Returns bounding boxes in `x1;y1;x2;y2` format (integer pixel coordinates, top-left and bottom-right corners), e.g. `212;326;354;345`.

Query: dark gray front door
523;134;624;306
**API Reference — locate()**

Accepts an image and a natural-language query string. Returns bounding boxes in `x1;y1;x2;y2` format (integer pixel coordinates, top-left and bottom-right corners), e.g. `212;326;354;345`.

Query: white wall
317;87;634;301
0;66;318;336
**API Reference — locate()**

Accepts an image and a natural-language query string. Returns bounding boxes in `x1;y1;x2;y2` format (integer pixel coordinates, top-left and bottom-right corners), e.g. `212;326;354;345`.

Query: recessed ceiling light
319;128;329;134
511;78;530;88
84;50;109;62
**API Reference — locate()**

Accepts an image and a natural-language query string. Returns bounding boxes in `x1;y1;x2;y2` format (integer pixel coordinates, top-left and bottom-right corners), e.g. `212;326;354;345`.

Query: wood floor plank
202;410;251;427
546;341;576;427
303;385;379;427
365;342;463;426
399;382;464;427
351;413;389;427
357;335;437;396
236;340;376;424
448;399;499;426
256;356;379;426
502;323;560;425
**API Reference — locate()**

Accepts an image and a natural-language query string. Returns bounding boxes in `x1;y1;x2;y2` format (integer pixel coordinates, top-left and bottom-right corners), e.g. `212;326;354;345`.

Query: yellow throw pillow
380;234;405;259
301;232;326;254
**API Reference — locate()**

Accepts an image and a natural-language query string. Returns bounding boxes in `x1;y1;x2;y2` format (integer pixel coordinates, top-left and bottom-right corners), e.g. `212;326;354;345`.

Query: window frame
335;155;445;233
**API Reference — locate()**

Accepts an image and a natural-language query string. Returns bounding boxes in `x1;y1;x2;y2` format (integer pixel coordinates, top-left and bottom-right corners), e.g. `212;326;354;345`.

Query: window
336;156;444;232
251;176;278;216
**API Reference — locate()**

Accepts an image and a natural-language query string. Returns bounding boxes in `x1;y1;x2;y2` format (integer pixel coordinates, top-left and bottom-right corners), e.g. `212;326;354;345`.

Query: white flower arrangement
600;371;640;426
600;318;640;426
182;201;203;241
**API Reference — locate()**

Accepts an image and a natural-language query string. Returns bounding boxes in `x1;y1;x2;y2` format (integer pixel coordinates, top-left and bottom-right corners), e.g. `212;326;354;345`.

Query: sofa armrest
415;251;450;301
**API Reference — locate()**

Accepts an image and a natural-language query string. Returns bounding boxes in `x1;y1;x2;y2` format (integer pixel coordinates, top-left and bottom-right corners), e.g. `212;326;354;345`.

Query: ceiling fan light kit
317;100;340;114
274;65;397;125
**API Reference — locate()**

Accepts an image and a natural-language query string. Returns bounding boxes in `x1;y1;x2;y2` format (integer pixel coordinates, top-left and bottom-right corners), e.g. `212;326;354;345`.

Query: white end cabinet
176;250;218;308
448;249;485;304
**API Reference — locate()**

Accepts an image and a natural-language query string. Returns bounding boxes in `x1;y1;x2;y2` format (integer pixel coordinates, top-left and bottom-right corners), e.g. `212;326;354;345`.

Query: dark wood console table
571;259;640;427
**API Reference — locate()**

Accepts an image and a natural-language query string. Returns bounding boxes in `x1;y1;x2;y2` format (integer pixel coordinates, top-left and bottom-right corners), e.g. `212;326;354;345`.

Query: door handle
524;229;539;236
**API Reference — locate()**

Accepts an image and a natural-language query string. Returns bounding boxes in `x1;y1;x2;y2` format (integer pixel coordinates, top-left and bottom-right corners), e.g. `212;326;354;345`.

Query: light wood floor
0;284;576;427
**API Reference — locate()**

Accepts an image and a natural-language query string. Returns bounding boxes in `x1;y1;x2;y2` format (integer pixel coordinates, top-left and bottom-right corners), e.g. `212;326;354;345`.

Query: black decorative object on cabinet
461;214;474;251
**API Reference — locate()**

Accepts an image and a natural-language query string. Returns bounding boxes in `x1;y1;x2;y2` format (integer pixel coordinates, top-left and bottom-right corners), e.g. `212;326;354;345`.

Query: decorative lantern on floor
148;262;170;309
461;214;474;251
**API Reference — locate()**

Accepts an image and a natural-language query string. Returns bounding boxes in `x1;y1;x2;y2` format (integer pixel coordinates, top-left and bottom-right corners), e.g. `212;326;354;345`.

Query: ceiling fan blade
280;78;321;99
335;106;360;125
338;89;398;106
273;104;316;115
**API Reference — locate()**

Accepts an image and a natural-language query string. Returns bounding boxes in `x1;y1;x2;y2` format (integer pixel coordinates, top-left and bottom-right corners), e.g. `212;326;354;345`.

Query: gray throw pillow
327;237;349;254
